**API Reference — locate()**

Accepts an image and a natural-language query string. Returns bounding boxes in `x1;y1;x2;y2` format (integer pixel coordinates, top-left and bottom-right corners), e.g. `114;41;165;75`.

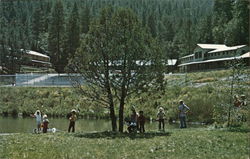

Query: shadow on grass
227;127;250;133
74;131;171;139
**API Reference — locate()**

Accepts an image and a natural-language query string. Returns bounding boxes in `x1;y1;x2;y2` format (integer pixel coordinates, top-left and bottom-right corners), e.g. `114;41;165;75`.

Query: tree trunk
106;70;117;132
109;101;117;132
118;95;125;132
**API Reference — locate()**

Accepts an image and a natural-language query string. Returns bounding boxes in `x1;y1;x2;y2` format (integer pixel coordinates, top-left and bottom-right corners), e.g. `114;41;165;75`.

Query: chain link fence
0;73;84;87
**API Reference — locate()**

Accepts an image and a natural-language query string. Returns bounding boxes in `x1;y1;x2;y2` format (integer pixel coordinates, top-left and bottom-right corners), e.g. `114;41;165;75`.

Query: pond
0;117;204;133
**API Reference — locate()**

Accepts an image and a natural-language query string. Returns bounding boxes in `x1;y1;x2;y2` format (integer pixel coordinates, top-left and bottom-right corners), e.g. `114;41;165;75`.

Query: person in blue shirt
178;100;190;128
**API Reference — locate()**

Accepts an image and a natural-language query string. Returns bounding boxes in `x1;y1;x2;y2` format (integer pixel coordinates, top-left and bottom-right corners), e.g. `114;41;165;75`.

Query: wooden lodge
178;44;249;72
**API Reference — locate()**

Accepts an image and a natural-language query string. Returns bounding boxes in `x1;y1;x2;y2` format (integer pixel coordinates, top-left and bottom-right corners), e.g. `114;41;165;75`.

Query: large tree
68;8;164;132
64;3;80;60
48;0;65;73
225;0;249;46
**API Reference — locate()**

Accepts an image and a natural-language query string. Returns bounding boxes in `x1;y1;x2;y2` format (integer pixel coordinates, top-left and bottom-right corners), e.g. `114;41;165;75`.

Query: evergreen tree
65;3;80;60
48;0;65;73
158;16;174;42
31;5;43;51
225;0;249;46
80;5;90;34
147;12;157;38
212;0;233;44
196;15;213;43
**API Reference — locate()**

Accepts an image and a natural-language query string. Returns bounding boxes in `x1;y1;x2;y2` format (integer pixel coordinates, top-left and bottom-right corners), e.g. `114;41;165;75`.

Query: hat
71;109;76;113
43;114;47;119
159;107;164;111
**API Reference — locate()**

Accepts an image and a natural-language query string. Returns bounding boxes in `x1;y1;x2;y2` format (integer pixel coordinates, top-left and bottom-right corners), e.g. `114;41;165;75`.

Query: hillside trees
225;0;249;46
68;8;164;132
48;0;66;73
64;3;80;60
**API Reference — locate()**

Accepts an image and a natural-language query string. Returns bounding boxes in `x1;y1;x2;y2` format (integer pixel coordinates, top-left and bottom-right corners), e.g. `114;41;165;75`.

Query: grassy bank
0;69;249;123
0;128;249;159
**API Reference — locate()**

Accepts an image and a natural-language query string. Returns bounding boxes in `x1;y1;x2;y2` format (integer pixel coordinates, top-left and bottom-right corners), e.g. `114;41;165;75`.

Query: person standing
157;107;165;131
178;100;190;128
130;106;139;131
68;109;77;133
31;110;42;133
138;110;146;133
42;114;49;133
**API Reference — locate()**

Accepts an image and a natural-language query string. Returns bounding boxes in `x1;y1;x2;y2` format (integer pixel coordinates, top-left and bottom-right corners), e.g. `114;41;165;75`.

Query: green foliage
48;0;66;73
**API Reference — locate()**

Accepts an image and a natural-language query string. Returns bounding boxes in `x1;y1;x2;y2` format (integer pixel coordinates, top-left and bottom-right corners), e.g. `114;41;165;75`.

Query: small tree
68;7;164;132
213;58;249;127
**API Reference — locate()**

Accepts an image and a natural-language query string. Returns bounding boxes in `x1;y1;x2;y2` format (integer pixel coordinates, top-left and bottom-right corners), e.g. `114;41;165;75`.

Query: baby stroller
124;117;137;133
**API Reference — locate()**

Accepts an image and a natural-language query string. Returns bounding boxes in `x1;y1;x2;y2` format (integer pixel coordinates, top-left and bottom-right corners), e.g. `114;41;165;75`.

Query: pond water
0;117;204;133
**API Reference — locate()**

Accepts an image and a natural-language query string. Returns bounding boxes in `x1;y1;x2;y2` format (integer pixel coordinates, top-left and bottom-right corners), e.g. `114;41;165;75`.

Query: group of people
31;100;190;133
126;100;190;133
30;110;49;133
31;109;77;133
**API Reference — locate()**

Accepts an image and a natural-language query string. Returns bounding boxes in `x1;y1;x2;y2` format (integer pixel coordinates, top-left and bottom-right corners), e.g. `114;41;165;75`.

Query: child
42;114;49;133
157;107;165;131
31;110;42;133
68;109;77;133
138;110;146;133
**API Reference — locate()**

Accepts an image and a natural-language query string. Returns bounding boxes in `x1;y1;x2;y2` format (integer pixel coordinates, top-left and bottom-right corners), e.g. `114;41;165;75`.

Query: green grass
0;128;248;159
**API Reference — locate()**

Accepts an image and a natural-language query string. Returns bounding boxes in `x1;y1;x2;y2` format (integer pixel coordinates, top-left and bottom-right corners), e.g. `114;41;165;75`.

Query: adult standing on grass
68;109;77;133
178;100;190;128
30;110;42;133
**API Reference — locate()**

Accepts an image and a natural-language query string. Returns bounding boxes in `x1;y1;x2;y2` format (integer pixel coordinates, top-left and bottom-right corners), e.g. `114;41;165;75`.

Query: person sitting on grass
42;114;49;133
157;107;165;131
30;110;42;133
68;109;77;133
138;110;146;133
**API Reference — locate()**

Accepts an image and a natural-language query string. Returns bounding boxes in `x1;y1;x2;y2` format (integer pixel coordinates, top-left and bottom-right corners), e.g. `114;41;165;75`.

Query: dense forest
0;0;249;73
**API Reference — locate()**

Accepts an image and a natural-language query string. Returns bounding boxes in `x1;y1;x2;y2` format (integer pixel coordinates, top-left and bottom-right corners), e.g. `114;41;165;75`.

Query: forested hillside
0;0;249;73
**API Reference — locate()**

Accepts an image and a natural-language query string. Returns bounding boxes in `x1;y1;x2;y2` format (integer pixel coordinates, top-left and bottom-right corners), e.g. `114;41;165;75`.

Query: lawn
0;128;249;159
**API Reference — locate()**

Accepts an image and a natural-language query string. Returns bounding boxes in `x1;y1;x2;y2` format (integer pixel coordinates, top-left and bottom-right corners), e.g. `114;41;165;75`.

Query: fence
0;73;84;87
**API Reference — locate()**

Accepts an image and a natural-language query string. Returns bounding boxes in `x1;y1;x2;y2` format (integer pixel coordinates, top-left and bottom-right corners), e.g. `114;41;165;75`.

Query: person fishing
31;110;42;133
68;109;77;133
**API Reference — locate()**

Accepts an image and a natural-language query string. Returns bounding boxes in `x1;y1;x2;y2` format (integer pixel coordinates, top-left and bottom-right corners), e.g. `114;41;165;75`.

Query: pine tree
31;5;43;51
80;5;90;34
196;15;213;43
147;12;157;38
65;3;80;60
48;0;65;73
225;0;249;45
212;0;233;44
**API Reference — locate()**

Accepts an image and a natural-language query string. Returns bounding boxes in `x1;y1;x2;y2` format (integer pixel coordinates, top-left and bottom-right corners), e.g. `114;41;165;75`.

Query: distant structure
178;44;249;72
23;50;51;68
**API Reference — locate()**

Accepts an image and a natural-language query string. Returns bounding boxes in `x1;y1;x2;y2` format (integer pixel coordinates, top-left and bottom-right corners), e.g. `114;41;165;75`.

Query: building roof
26;50;50;58
197;44;227;50
180;54;194;59
208;45;246;53
178;53;249;67
167;59;177;66
241;52;250;58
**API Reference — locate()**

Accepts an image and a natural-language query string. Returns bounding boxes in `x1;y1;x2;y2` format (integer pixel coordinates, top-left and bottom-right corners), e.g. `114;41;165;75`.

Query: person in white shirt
178;100;190;128
31;110;42;133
